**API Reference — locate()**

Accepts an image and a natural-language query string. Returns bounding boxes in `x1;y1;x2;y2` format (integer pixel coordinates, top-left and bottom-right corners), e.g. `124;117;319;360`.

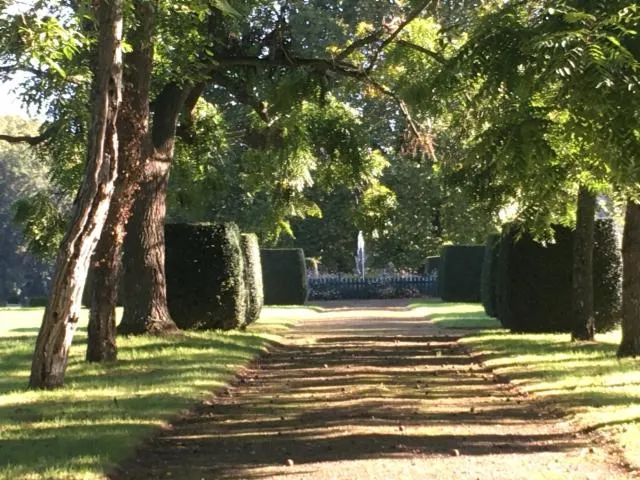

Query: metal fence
307;273;438;300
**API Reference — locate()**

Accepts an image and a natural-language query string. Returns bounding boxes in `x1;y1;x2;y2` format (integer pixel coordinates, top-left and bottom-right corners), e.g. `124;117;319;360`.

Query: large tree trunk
118;84;192;335
571;185;596;341
618;200;640;357
29;0;123;389
86;0;155;362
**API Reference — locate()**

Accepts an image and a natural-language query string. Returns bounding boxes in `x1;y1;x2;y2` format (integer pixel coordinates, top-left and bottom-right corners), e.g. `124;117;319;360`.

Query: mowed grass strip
0;306;304;480
412;301;640;470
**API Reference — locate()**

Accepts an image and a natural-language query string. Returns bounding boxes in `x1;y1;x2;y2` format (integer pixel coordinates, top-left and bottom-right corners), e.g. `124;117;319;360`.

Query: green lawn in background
411;301;640;470
0;306;304;480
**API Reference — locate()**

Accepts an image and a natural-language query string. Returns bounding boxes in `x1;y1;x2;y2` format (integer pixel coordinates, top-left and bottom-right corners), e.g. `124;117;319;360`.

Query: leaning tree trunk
29;0;123;389
618;200;640;357
86;0;155;362
117;84;193;335
571;185;596;341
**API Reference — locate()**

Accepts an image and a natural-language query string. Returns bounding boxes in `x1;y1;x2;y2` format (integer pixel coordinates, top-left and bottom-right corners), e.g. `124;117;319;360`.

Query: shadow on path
112;308;615;480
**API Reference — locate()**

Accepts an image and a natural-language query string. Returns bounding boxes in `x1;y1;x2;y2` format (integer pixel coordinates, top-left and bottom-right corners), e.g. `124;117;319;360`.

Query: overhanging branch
0;123;60;146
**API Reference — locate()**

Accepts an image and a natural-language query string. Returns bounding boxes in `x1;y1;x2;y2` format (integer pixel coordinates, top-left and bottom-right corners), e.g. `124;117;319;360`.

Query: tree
28;0;123;388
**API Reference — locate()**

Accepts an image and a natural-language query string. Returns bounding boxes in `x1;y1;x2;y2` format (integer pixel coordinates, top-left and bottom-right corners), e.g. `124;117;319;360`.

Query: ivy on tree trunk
117;83;191;335
29;0;123;388
86;0;155;361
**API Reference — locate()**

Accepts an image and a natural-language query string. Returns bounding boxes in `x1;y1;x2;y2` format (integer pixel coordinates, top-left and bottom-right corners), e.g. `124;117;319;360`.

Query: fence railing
307;273;438;300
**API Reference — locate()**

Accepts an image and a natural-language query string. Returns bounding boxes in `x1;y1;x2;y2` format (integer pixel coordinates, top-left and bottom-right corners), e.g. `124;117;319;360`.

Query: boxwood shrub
439;245;484;302
165;222;246;330
480;234;501;318
261;248;308;305
241;233;264;326
496;221;621;333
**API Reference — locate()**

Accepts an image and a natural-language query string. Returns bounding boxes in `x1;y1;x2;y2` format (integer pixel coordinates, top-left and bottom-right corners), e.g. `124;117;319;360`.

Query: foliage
240;233;264;326
438;245;484;302
165;223;246;330
0;116;55;301
260;248;308;305
480;233;500;318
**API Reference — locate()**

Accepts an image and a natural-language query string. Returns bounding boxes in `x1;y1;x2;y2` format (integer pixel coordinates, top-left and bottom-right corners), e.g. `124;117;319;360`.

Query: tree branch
0;123;60;146
396;39;445;64
366;0;435;73
335;29;384;62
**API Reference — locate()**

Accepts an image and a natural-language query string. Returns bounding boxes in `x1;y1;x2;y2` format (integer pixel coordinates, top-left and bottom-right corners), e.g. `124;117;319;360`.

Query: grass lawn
0;306;307;480
411;300;640;470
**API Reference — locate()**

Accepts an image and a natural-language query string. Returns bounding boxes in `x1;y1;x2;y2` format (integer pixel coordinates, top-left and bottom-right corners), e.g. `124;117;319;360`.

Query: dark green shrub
481;234;501;318
27;296;49;307
165;223;246;330
261;249;308;305
241;234;264;326
496;225;573;332
593;219;622;332
496;221;621;333
424;256;440;275
439;245;484;302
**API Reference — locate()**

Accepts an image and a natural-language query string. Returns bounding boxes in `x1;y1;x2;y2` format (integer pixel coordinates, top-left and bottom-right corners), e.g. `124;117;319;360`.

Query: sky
0;77;32;118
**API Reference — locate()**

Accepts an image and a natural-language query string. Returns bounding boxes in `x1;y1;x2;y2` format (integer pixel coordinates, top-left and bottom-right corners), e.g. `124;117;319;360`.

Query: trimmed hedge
27;296;49;307
261;249;308;305
241;233;264;326
480;234;501;318
424;256;440;275
439;245;484;302
496;221;621;333
165;222;246;330
593;219;622;332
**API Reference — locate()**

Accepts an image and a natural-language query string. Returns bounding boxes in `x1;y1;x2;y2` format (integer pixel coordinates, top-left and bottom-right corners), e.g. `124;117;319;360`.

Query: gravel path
112;300;633;480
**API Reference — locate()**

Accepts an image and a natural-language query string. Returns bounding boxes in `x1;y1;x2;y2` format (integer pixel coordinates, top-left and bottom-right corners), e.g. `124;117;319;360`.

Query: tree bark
571;185;596;341
618;200;640;357
29;0;123;389
86;0;155;362
118;84;192;335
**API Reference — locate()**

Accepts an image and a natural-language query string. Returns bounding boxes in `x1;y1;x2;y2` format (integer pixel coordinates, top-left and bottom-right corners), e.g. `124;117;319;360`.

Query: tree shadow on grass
112;334;597;480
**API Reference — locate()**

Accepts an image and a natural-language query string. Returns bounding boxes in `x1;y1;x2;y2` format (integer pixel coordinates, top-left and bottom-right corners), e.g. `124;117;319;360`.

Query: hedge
480;234;501;318
439;245;484;302
261;248;308;305
424;256;440;275
27;296;49;307
496;221;621;333
165;222;246;330
593;219;622;332
241;233;264;326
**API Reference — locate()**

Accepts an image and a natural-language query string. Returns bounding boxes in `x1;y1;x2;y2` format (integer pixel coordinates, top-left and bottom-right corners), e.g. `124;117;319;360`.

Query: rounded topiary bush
261;248;308;305
241;233;264;327
481;234;500;318
496;221;621;333
593;219;622;332
165;222;246;330
439;245;484;302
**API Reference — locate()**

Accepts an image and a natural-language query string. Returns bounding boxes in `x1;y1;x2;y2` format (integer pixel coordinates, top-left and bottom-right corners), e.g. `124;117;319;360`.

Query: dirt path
112;300;632;480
